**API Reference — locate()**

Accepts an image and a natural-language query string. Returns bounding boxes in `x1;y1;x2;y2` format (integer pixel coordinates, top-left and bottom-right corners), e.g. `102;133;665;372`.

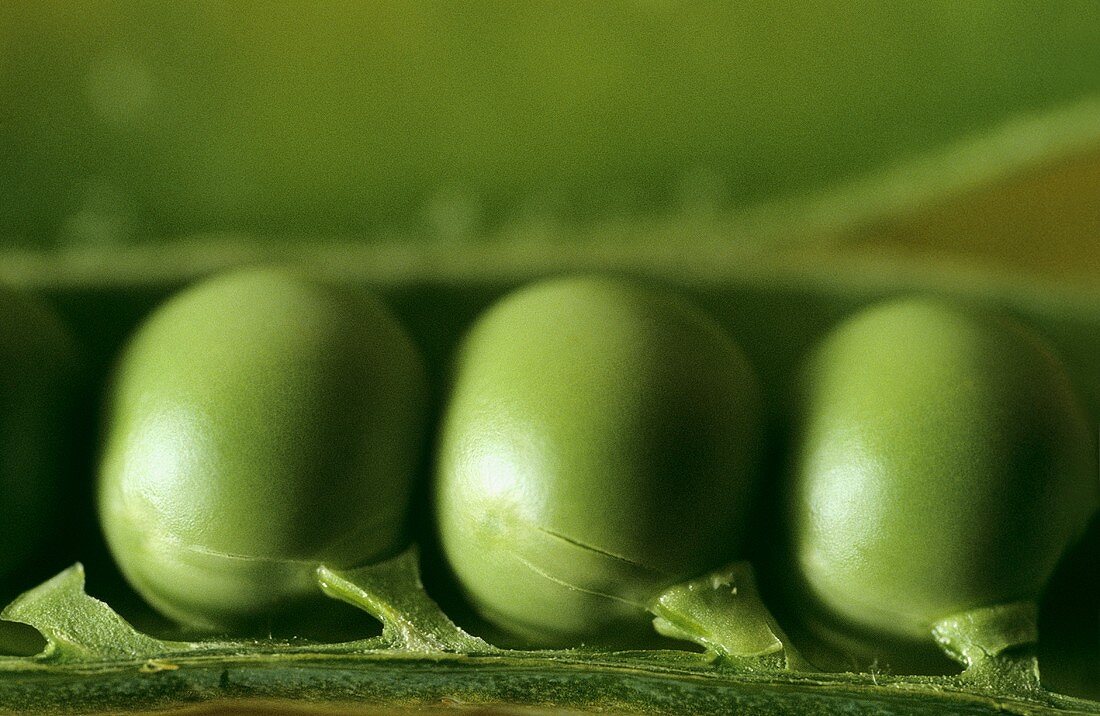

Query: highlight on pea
97;267;428;633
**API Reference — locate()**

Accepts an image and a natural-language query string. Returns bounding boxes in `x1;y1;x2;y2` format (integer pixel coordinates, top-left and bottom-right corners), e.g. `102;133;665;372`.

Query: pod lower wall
2;656;1095;716
0;552;1097;716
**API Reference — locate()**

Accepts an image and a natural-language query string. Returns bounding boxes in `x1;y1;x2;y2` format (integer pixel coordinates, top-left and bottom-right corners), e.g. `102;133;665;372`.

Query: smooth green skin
97;268;427;633
787;298;1098;648
435;276;763;646
0;288;77;578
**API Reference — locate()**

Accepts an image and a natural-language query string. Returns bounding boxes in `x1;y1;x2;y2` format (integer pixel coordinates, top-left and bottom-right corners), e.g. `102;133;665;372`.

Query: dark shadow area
20;285;173;579
0;621;46;658
0;285;173;651
82;551;385;645
1038;514;1100;699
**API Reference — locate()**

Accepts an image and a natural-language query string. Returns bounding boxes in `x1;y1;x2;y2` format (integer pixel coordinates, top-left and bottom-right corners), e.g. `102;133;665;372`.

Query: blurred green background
2;1;1099;249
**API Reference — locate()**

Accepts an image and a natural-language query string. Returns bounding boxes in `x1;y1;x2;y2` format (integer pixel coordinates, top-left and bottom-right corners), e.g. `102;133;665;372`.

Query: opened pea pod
5;263;1100;713
96;268;428;634
434;276;787;656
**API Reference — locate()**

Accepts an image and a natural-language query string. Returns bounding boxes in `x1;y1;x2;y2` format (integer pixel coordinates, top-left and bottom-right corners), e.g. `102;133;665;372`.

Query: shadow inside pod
0;621;46;658
79;556;385;645
1037;513;1100;700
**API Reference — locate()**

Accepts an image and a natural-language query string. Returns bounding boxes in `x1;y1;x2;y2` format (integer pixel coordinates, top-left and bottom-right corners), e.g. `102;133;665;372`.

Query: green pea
0;287;77;578
786;297;1097;652
435;276;763;646
97;268;427;633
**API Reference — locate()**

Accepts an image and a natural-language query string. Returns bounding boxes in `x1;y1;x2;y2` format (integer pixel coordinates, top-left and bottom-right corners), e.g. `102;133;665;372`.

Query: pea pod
0;249;1094;715
4;2;1100;246
1;1;1099;710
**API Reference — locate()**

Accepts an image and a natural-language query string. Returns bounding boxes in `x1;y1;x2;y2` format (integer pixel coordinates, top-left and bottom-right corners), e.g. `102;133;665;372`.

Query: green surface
0;240;1094;713
97;269;428;633
2;2;1100;247
0;549;1095;715
1;3;1099;712
435;277;762;647
785;299;1097;664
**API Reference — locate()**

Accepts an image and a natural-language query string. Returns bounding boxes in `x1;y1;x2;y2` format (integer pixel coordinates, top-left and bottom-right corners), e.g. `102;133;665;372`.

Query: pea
97;268;427;633
786;297;1097;653
435;276;763;646
0;287;77;578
